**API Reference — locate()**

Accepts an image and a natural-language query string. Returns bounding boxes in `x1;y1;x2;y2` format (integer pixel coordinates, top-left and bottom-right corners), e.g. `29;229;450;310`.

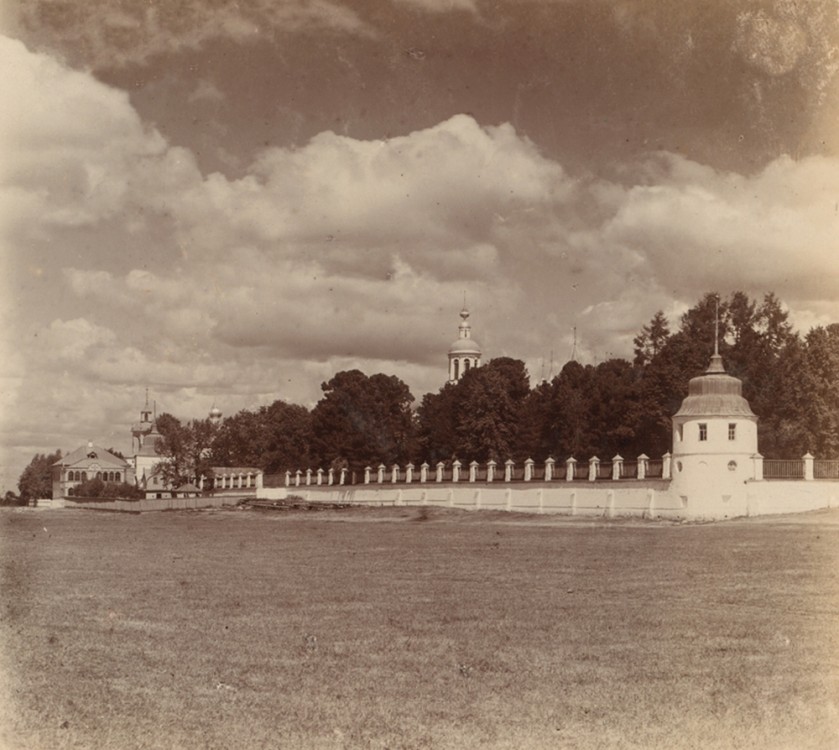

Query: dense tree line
203;291;839;475
16;291;839;493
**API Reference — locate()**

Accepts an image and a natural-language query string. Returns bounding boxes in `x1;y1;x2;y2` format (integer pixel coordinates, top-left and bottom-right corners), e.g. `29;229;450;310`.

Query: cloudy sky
1;0;838;491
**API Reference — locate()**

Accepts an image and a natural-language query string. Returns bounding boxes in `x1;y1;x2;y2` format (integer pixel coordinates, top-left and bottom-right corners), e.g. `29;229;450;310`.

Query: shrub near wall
72;478;144;499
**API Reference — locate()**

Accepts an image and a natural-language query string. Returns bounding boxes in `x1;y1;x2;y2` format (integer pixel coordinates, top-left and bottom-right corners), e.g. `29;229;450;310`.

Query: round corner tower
670;349;759;518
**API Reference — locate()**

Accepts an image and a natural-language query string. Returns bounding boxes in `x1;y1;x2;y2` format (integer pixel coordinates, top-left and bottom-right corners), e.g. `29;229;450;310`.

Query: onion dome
673;353;756;418
209;406;222;419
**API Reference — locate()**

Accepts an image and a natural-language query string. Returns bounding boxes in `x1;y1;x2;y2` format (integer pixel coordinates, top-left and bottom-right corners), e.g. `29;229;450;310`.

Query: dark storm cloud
9;0;837;177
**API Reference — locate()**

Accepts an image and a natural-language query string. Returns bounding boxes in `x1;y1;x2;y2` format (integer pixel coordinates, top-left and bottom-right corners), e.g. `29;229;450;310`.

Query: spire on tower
707;294;725;374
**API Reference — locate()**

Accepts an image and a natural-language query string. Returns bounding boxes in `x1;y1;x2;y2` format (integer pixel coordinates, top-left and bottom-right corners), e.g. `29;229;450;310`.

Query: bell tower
447;305;482;384
131;389;154;453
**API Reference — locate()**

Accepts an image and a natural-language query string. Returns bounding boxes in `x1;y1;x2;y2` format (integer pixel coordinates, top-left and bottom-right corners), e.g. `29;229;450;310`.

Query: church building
51;443;134;499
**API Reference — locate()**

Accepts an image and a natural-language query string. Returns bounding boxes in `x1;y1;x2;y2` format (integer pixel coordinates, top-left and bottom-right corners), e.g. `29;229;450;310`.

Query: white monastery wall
269;475;839;522
278;481;689;519
745;481;837;517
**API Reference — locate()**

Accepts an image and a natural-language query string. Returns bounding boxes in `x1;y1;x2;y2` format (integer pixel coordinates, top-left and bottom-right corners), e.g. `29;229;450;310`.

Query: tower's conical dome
673;353;756;418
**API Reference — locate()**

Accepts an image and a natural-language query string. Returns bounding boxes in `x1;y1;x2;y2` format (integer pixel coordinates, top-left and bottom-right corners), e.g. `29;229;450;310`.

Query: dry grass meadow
1;505;838;750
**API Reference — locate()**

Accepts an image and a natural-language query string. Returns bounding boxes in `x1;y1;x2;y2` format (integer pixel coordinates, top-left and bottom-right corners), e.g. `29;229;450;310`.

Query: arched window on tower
464;359;471;373
453;360;460;380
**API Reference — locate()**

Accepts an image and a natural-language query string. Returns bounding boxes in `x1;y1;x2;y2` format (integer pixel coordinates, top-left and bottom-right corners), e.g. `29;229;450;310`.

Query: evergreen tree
801;324;839;456
633;310;671;366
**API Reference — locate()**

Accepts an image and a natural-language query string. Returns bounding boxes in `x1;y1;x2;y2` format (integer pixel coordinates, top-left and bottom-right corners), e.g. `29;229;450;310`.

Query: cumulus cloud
39;318;118;362
3;34;839;491
170;115;570;265
599;152;839;301
0;35;168;236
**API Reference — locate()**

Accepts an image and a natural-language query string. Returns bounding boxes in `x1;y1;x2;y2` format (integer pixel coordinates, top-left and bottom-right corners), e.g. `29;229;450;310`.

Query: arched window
96;472;102;480
67;487;74;496
115;472;121;483
464;359;471;372
453;359;460;380
82;472;87;482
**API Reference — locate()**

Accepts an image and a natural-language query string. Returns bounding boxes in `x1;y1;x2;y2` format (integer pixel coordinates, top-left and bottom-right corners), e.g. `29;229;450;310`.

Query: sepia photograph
1;0;838;747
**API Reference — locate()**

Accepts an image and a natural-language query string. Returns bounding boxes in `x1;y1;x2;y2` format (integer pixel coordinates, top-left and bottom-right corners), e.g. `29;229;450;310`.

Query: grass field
1;506;838;750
